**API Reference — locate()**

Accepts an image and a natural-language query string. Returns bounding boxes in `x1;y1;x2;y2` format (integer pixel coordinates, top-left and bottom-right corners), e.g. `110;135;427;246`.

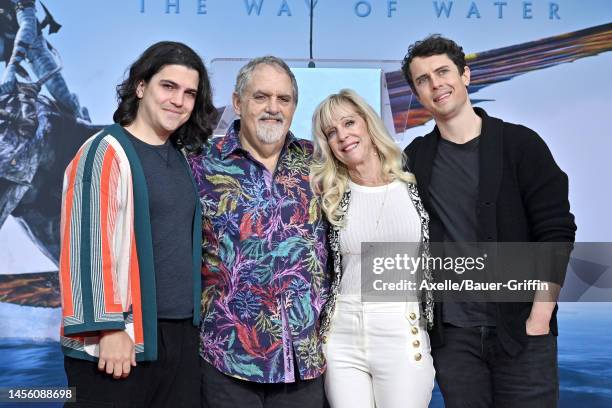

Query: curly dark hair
401;35;467;93
113;41;217;153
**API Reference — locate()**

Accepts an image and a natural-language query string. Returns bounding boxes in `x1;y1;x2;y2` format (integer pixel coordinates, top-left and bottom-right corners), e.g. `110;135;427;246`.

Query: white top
339;178;422;296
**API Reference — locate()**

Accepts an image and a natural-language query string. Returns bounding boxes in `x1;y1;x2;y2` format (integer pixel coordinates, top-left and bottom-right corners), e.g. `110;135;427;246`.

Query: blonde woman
311;89;434;407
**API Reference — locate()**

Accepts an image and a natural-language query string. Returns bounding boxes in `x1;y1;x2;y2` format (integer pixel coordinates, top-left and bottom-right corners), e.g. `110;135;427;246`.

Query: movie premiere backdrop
0;0;611;406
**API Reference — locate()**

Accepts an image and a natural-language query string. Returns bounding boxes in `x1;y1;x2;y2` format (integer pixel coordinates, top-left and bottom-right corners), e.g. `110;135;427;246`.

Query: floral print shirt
188;121;329;383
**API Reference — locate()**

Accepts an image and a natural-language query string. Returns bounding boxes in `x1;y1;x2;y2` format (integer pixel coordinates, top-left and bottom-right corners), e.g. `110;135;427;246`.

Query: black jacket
404;108;576;356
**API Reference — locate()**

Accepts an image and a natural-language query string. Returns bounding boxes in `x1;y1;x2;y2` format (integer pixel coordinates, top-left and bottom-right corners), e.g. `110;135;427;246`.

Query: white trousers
323;296;435;408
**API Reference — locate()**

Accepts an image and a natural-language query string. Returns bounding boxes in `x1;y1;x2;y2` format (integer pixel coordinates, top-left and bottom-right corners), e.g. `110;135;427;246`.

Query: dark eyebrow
160;79;197;93
252;90;270;97
415;73;429;83
252;90;292;99
415;65;450;83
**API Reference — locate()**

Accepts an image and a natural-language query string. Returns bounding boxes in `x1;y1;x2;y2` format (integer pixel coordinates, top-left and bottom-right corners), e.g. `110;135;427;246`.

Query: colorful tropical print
188;121;329;383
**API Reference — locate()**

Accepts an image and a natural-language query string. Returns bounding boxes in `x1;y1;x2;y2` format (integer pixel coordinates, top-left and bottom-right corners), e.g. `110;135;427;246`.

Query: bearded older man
188;56;329;408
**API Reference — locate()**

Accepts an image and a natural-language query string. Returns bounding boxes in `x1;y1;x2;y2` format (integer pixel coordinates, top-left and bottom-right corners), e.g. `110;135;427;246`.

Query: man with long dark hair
59;41;216;407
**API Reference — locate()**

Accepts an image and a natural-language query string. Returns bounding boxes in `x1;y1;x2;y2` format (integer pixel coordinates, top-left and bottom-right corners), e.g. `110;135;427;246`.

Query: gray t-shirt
429;136;496;327
126;130;195;319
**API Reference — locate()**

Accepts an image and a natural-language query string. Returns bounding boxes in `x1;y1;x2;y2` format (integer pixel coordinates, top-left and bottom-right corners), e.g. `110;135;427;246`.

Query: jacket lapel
412;129;439;211
475;108;504;241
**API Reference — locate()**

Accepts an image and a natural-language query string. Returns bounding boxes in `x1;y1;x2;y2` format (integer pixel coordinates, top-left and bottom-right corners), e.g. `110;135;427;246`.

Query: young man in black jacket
401;35;576;408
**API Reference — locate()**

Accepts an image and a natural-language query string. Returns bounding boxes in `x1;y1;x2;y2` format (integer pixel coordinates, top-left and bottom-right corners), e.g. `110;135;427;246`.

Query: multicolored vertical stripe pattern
59;124;202;362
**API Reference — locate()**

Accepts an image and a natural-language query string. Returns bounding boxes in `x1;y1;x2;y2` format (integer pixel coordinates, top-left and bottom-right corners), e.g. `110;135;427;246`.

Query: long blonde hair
310;89;416;227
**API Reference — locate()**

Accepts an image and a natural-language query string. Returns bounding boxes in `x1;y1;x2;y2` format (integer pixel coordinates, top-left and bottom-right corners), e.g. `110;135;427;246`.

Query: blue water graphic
1;304;611;407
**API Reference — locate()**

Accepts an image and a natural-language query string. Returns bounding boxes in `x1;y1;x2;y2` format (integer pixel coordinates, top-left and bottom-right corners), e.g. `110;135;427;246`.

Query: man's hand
526;314;551;336
526;286;558;336
526;300;555;336
98;330;137;379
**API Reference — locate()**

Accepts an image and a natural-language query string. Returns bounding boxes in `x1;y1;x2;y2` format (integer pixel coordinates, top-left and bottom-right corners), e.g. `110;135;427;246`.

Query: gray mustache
259;115;284;122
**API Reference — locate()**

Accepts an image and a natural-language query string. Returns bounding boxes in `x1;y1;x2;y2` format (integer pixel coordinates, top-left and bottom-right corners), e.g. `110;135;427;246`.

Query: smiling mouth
342;142;359;152
433;91;451;103
260;118;283;124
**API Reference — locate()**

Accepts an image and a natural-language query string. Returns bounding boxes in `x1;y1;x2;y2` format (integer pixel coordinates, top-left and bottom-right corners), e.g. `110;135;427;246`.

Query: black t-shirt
429;136;496;327
126;130;196;319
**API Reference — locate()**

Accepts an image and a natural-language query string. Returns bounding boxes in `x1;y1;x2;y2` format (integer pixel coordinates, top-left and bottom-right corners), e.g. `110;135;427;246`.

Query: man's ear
136;80;145;99
462;65;471;87
411;86;421;103
232;92;241;116
406;67;420;101
136;80;146;98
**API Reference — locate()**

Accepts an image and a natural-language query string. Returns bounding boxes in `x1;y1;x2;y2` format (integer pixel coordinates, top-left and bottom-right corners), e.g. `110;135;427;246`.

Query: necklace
341;180;392;256
373;182;390;235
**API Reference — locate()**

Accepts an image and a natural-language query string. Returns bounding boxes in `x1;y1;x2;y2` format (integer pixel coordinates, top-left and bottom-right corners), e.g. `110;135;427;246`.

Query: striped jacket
59;124;202;362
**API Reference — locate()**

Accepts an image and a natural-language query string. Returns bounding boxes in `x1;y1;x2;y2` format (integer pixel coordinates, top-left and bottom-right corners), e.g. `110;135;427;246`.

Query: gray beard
256;122;285;144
